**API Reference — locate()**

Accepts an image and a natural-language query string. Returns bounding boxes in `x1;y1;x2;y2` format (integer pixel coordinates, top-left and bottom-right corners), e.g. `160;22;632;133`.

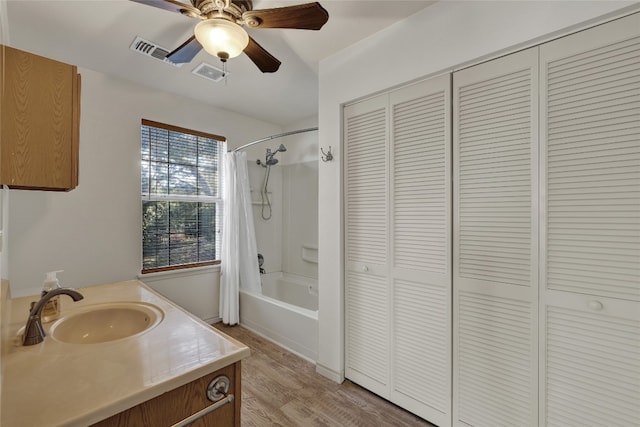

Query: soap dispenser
41;270;63;323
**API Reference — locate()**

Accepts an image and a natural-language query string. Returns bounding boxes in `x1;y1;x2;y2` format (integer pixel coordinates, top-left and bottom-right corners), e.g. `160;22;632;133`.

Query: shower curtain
220;151;261;325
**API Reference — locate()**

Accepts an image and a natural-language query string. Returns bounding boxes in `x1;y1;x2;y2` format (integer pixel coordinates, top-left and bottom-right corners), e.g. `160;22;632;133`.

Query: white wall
316;1;639;382
0;1;8;283
281;117;319;165
242;116;318;165
139;265;221;324
7;67;281;322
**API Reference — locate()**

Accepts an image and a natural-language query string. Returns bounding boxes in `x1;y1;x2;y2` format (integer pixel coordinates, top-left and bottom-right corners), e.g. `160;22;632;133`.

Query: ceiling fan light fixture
195;19;249;60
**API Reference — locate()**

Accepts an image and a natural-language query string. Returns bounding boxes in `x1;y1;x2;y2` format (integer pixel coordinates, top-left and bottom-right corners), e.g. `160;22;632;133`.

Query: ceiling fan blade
166;35;203;63
244;37;281;73
129;0;201;18
242;2;329;30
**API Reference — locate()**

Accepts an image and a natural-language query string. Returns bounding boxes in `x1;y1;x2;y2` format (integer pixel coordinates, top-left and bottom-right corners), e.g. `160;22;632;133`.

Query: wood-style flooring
213;323;436;427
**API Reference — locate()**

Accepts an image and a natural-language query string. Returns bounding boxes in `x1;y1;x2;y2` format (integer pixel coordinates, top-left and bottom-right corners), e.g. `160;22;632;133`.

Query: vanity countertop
0;280;249;427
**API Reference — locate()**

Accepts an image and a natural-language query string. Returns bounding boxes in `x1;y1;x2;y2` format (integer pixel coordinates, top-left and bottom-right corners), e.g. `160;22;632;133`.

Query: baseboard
205;316;221;325
316;362;344;384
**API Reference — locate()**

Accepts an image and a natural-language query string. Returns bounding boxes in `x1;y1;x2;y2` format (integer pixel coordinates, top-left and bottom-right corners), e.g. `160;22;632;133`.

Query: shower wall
247;161;283;273
282;161;318;279
247;131;318;280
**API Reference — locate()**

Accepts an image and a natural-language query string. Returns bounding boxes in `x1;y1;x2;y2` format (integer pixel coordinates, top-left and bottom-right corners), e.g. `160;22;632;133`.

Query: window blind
140;120;225;272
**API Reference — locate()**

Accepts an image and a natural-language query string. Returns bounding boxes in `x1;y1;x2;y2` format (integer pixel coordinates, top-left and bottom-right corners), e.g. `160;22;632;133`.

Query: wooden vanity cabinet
91;362;241;427
0;45;80;190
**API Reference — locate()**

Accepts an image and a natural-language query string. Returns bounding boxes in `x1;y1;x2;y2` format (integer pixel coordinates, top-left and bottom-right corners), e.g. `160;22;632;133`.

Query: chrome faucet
22;288;84;346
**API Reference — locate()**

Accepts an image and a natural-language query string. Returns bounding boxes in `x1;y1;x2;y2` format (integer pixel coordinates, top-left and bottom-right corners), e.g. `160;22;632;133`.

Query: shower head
257;158;279;167
261;144;286;167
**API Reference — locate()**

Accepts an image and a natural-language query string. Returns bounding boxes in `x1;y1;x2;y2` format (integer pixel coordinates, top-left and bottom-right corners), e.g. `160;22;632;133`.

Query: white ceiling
4;0;435;126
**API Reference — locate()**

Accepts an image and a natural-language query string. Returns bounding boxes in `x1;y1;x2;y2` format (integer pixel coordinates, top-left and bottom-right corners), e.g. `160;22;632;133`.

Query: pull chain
222;60;228;86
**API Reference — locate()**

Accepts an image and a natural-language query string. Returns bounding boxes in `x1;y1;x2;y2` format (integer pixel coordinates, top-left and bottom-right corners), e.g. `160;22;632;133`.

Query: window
140;119;225;272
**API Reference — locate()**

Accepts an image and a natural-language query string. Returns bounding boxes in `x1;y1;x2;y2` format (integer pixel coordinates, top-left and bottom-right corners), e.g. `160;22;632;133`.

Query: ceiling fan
131;0;329;73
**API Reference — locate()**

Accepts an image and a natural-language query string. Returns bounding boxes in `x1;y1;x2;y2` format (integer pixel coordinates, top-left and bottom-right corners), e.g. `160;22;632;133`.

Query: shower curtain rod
231;127;318;152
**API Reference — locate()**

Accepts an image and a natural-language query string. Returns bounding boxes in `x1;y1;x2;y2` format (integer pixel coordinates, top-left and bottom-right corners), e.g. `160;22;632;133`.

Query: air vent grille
129;36;183;67
192;62;227;82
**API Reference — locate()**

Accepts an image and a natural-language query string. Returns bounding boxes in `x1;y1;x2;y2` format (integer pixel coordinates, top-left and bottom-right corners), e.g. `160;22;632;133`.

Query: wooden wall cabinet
92;362;241;427
0;45;80;191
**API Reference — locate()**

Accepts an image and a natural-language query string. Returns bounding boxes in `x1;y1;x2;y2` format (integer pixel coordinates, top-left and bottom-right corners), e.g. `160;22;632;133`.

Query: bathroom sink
49;302;163;344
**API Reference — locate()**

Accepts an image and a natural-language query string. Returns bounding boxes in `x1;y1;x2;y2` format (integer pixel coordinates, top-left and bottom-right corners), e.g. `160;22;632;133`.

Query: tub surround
1;280;249;426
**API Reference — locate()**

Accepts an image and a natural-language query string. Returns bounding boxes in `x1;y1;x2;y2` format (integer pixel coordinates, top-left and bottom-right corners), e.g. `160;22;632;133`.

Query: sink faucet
22;288;84;346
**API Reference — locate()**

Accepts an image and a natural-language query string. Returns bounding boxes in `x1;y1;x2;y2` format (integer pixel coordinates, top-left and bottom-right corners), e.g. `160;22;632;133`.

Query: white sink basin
49;302;163;344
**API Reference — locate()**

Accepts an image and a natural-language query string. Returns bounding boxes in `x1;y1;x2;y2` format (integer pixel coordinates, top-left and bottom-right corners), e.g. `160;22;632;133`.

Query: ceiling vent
129;36;183;67
192;62;227;83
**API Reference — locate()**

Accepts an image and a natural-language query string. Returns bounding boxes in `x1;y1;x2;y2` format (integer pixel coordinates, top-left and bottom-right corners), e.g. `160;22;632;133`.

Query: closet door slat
345;75;452;427
345;270;389;385
344;94;390;397
392;85;449;274
345;103;388;264
390;75;452;427
453;47;539;427
540;13;640;426
544;31;640;302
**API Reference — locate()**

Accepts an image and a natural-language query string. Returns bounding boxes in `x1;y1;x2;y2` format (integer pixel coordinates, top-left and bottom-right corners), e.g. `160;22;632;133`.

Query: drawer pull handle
170;395;234;427
588;300;603;310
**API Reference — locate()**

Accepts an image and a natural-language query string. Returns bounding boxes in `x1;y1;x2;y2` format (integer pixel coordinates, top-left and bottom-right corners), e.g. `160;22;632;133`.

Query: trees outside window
141;120;225;272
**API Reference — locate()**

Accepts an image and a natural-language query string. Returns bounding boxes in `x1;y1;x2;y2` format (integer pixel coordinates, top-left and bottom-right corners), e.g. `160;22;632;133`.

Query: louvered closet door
453;47;539;427
540;13;640;427
345;75;452;425
344;94;390;397
389;75;452;427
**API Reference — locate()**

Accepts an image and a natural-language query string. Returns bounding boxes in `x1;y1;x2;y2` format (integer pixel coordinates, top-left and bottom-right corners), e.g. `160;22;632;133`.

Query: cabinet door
389;76;452;426
344;93;390;397
540;13;640;426
1;46;79;190
453;47;539;427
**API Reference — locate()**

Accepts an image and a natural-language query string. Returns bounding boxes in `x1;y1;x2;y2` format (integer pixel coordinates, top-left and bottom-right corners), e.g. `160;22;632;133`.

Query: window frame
140;119;225;274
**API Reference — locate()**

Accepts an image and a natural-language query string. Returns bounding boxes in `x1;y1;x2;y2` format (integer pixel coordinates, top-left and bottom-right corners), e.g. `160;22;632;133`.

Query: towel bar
170;395;234;427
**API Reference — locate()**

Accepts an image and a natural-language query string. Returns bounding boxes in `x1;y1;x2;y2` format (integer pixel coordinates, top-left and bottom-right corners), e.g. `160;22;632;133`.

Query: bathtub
239;272;318;362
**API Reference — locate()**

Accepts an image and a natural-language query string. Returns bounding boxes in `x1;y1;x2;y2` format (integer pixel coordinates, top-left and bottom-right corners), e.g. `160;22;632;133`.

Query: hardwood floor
213;323;436;427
